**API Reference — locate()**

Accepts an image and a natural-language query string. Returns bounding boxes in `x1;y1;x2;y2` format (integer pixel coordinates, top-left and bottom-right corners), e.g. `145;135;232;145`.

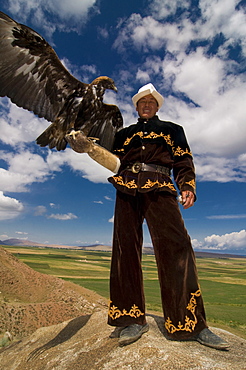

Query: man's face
136;94;159;119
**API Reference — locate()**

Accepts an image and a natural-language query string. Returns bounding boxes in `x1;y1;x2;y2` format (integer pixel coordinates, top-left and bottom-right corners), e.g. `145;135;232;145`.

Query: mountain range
1;238;245;258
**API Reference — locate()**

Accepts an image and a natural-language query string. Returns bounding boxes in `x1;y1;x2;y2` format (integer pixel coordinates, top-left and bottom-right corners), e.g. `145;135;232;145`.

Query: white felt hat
132;83;164;108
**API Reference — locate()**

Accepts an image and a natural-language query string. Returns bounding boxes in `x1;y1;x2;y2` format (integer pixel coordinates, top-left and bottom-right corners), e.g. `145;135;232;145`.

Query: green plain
2;246;246;339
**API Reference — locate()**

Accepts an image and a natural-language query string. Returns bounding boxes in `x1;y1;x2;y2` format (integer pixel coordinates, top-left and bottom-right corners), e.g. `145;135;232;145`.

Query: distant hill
0;238;47;247
1;238;245;258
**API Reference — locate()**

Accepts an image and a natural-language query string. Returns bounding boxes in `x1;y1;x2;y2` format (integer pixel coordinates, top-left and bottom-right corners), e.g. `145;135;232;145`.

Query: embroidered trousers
108;190;208;340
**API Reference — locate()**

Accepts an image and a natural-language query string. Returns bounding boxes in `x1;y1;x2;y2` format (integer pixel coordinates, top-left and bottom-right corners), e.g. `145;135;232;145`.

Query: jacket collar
137;115;159;124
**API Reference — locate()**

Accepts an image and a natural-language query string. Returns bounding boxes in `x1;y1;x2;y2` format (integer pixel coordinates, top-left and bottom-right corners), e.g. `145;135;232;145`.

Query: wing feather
81;104;123;151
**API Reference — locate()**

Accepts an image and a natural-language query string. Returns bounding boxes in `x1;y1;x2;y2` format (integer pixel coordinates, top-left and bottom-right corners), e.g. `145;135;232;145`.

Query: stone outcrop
0;309;245;370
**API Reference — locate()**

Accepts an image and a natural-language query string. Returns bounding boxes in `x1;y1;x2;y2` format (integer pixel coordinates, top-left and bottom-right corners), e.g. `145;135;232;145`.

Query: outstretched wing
0;11;123;152
0;11;86;122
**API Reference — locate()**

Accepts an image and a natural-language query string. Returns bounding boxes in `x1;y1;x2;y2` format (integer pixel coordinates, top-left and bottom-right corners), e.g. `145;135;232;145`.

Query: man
66;83;229;350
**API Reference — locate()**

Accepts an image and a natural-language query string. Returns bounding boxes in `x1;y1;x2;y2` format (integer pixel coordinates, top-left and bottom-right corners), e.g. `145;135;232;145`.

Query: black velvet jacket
108;115;196;197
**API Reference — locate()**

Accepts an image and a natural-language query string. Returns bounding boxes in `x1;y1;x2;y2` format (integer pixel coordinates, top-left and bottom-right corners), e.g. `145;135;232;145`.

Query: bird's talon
88;137;99;143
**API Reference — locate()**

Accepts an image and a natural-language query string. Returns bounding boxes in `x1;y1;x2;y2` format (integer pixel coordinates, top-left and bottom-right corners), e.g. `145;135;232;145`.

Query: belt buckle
131;162;142;173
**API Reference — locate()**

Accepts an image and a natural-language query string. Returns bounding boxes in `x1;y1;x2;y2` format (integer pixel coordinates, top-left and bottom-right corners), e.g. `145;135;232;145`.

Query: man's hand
65;130;93;153
181;190;195;209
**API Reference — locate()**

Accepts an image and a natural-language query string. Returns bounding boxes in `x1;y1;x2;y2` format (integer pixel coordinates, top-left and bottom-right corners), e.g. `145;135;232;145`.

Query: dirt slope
0;246;107;338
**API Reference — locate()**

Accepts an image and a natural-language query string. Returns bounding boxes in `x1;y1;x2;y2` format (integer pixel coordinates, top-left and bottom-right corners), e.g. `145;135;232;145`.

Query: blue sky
0;0;246;255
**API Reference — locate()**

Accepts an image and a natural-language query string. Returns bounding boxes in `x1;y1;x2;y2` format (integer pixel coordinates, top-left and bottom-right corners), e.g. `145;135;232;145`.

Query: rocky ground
0;246;245;369
0;309;245;370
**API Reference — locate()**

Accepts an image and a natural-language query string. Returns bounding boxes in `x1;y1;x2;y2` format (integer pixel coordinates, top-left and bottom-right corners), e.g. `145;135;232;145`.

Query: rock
0;308;245;370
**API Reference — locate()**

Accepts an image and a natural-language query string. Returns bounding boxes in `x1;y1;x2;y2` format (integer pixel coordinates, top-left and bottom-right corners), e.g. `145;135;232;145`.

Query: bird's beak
113;86;118;92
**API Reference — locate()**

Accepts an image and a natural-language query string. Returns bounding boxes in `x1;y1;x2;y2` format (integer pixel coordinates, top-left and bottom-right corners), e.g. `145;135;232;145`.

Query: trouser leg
144;192;207;340
108;191;146;327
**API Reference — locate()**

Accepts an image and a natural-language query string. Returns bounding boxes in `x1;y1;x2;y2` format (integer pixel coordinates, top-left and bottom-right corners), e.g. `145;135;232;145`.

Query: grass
2;245;246;339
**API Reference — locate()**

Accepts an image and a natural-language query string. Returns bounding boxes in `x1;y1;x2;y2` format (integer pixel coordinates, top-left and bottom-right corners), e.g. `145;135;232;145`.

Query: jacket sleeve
172;126;196;199
111;129;126;157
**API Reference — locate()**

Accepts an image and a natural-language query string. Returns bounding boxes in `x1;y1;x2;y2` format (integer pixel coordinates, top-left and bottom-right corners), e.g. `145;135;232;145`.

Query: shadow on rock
27;314;91;361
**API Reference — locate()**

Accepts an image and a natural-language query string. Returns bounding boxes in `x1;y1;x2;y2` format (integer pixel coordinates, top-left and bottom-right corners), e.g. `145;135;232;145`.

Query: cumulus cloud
0;149;57;192
193;155;246;183
204;229;246;250
193;229;246;252
63;149;113;184
0;0;245;193
148;0;191;20
6;0;99;36
0;100;48;146
61;58;98;84
0;135;111;196
113;0;246;183
0;191;24;220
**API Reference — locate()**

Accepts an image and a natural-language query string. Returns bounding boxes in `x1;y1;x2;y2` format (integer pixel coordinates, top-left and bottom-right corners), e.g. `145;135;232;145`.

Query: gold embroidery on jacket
114;148;125;154
108;301;144;320
124;131;144;146
113;176;137;189
122;131;191;157
185;179;196;190
141;179;176;191
165;289;201;334
173;146;192;157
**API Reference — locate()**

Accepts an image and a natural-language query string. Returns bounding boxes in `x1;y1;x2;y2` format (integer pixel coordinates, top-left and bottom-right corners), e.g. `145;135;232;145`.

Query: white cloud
204;229;246;250
0;150;55;192
1;0;245;193
0;100;48;146
199;0;246;53
47;212;78;220
0;234;9;239
7;0;99;35
193;155;246;183
148;0;191;20
61;58;98;83
34;205;47;216
113;2;246;183
193;229;246;252
0;143;112;197
207;214;246;220
0;191;24;220
63;149;113;183
47;0;97;19
98;27;109;40
136;69;150;82
104;196;113;201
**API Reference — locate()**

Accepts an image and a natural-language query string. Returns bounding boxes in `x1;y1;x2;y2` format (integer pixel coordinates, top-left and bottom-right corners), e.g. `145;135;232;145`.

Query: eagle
0;11;123;151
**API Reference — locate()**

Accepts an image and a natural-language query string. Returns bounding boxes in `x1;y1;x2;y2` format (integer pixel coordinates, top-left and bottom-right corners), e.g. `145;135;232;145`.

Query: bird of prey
0;11;123;151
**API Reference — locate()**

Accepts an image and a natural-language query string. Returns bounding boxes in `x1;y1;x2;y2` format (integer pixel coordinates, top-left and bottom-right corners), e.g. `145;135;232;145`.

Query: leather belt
126;162;170;175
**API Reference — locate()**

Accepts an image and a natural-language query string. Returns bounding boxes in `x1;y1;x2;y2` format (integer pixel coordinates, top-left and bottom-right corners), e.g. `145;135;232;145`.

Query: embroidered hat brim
132;83;164;108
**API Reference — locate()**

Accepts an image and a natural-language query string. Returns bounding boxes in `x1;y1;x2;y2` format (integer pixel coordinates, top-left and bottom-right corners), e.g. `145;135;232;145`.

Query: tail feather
36;122;68;151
